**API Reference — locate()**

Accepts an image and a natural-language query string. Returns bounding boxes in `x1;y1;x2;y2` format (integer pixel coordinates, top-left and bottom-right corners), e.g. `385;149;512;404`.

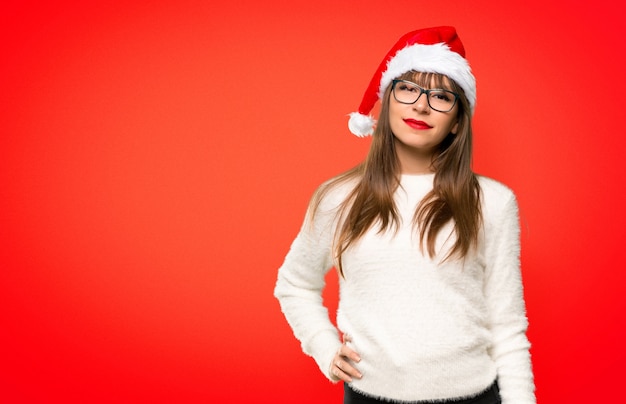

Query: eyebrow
402;79;454;92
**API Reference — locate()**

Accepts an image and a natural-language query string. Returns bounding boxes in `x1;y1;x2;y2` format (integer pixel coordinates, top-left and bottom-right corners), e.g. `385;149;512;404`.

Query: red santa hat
348;26;476;137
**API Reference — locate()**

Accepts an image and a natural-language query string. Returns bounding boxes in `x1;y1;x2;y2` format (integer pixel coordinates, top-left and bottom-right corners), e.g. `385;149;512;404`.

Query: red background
2;1;624;402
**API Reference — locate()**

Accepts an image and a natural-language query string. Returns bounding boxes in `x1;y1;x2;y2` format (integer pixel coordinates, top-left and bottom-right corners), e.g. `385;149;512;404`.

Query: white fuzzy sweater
274;174;535;403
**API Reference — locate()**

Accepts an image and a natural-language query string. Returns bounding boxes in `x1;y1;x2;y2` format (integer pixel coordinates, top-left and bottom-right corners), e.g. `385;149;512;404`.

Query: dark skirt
344;381;501;404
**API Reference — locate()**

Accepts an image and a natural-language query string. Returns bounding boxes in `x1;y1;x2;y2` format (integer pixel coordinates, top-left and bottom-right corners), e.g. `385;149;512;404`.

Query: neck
395;143;435;174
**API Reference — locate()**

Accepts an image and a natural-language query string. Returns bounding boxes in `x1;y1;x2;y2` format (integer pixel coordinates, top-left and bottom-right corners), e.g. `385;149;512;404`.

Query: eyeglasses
391;79;459;113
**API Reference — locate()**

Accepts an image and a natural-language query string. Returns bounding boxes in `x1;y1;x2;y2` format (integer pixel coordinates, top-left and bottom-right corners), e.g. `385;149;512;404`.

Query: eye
397;83;411;92
398;83;419;93
431;91;453;102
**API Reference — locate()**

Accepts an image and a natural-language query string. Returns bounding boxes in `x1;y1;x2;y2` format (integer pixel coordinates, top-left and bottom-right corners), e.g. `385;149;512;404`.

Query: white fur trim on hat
379;43;476;113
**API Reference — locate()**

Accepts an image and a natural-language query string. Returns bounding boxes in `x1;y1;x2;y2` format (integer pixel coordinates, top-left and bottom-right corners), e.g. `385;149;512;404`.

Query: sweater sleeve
273;197;343;381
483;192;536;404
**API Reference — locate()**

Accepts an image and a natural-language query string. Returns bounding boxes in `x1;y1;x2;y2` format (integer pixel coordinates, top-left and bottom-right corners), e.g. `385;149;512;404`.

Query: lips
403;118;432;130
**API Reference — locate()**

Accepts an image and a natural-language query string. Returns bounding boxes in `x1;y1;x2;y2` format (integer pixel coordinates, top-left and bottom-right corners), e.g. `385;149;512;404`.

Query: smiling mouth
403;119;432;129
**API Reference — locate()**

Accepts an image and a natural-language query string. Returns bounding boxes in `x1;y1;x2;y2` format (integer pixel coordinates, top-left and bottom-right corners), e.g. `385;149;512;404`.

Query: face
388;75;459;167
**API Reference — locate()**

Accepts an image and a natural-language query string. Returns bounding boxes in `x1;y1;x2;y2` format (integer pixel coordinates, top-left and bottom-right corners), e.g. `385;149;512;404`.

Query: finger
337;344;361;363
331;361;350;382
334;359;363;381
332;365;351;383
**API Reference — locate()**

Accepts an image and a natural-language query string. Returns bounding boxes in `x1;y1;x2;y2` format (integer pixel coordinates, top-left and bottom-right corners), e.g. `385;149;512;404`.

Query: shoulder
477;175;518;219
477;175;516;202
311;173;360;213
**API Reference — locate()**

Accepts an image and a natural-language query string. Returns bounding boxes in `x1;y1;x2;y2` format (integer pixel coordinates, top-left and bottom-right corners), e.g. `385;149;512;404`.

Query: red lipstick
403;118;432;130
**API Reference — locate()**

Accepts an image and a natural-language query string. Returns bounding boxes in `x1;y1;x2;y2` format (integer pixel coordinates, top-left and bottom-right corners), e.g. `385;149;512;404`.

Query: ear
451;120;459;135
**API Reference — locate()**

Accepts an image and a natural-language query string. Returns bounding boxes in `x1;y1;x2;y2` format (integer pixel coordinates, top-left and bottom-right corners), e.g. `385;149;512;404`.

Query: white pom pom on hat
347;26;476;137
348;112;377;138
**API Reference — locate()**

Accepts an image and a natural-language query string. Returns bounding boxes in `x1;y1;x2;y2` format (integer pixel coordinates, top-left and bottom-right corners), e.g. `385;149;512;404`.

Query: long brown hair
311;71;481;276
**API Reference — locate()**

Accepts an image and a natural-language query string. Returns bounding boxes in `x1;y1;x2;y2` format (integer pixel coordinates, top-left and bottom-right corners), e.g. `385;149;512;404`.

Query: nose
413;92;430;113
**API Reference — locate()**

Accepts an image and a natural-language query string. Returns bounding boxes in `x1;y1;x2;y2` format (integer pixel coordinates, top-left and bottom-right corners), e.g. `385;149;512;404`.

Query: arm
273;201;344;381
484;193;536;404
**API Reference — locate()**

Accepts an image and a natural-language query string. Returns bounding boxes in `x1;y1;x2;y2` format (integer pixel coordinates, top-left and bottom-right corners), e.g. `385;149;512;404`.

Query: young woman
274;27;535;404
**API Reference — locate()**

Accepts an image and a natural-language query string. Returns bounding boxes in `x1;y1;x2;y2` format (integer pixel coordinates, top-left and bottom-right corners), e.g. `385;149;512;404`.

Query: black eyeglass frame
391;79;460;113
